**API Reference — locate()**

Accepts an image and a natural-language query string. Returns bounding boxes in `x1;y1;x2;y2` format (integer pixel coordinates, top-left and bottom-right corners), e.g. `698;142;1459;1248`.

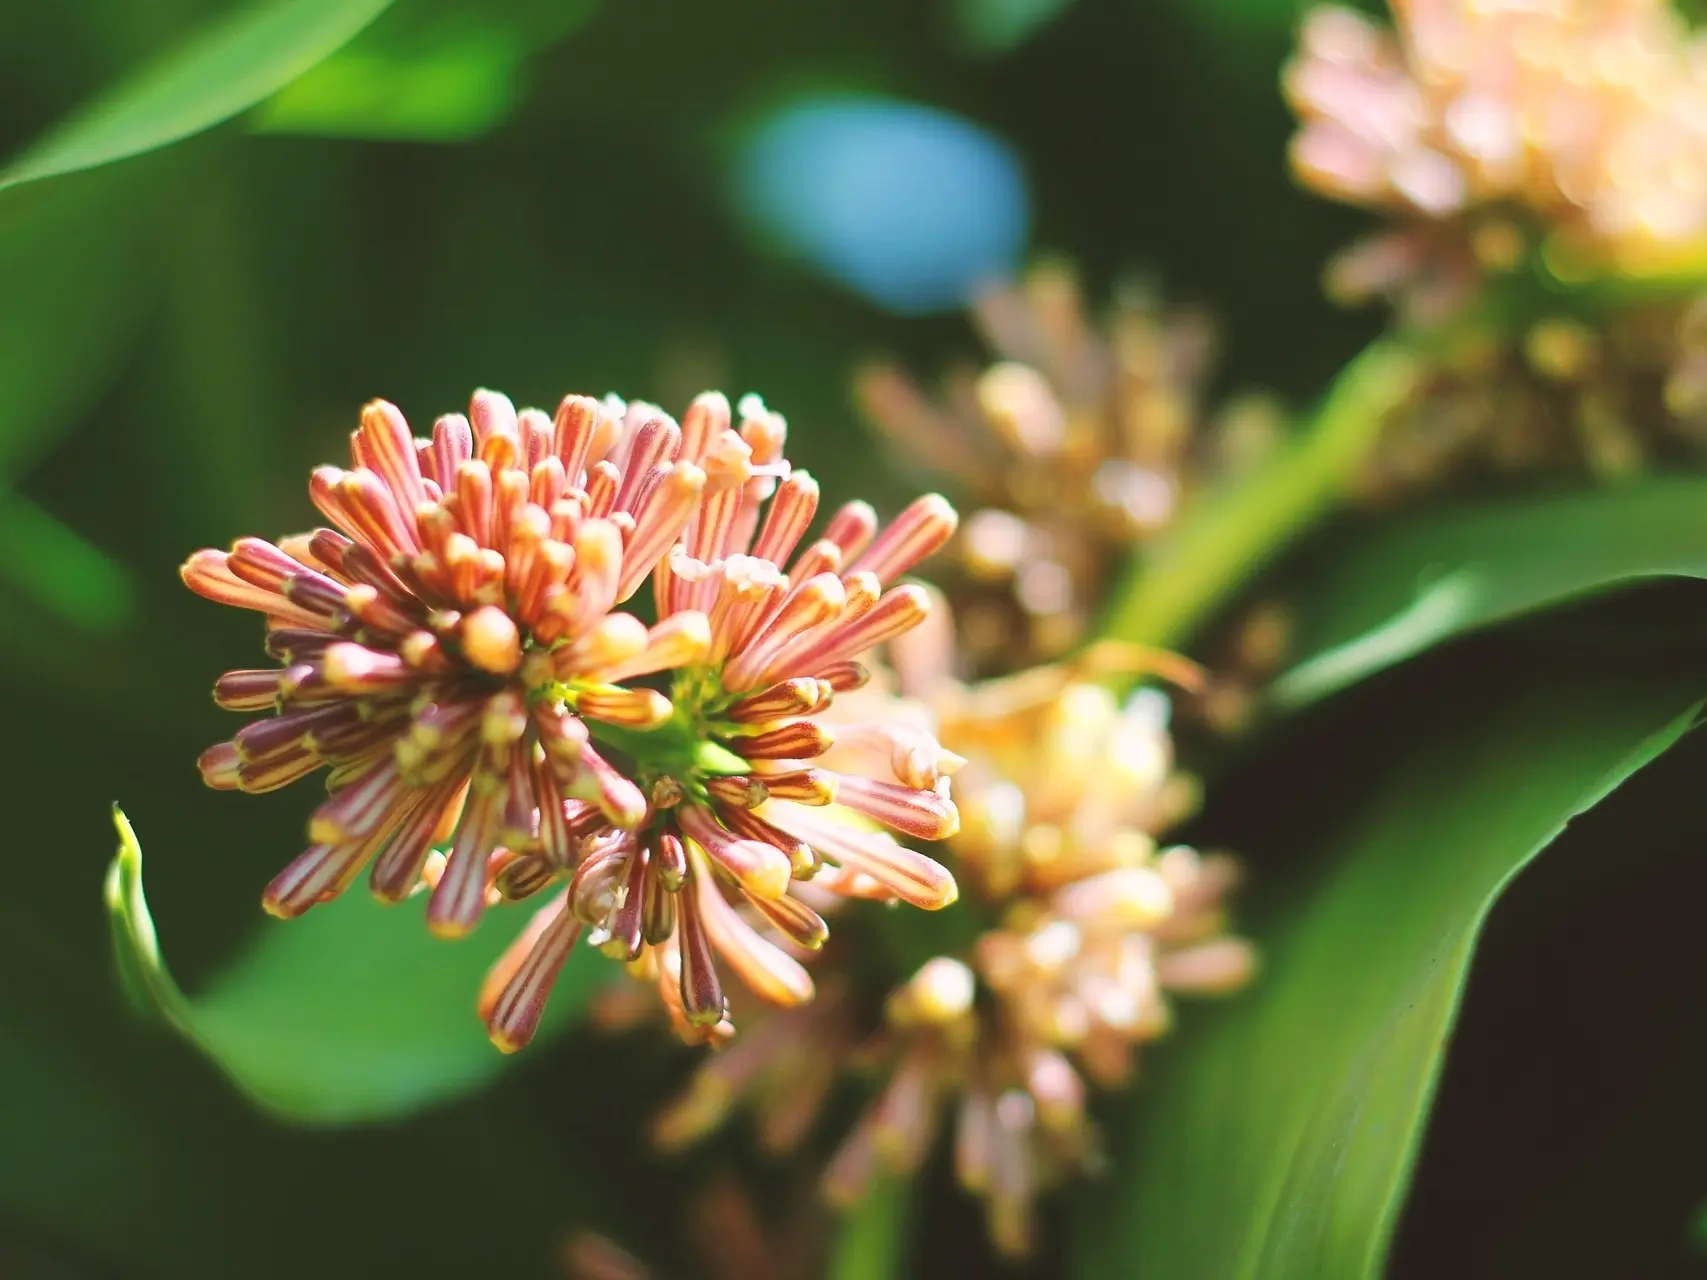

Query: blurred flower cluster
856;262;1285;670
1287;0;1707;501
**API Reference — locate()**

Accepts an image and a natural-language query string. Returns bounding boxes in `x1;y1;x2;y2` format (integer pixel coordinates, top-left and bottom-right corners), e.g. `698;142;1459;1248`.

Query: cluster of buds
1287;0;1707;500
1288;0;1707;306
646;612;1255;1256
183;388;963;1044
856;262;1283;671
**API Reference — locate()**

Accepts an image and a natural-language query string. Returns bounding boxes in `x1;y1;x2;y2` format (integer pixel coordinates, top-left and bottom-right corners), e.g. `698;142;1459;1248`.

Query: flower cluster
1286;0;1707;500
645;609;1254;1255
184;389;962;1044
856;262;1283;670
1288;0;1707;305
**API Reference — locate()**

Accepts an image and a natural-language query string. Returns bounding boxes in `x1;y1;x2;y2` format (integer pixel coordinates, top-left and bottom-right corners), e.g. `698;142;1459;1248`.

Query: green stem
828;1170;916;1280
1102;339;1422;651
105;807;202;1038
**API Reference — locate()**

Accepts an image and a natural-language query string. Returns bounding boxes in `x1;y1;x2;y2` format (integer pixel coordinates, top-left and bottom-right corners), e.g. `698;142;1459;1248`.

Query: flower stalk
1102;339;1422;651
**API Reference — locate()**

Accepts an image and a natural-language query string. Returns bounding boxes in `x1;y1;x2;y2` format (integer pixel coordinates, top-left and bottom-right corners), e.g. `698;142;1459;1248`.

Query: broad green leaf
252;0;602;141
0;0;391;202
106;806;603;1124
1274;478;1707;709
1072;676;1699;1280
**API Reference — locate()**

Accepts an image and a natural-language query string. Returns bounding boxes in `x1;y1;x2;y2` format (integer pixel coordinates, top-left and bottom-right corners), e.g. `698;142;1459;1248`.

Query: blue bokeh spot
736;95;1031;315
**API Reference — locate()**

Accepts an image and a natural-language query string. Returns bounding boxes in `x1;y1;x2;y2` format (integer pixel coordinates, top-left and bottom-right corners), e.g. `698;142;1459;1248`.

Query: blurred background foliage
6;0;1707;1276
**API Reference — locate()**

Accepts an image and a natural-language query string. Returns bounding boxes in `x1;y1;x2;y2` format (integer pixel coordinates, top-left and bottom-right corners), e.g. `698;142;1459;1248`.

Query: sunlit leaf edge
1273;477;1707;709
0;0;392;201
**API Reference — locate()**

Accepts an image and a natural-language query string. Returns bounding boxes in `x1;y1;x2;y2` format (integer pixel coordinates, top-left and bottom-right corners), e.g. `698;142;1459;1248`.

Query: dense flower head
855;263;1283;670
641;612;1254;1256
1287;0;1707;314
183;387;962;1046
1286;4;1707;500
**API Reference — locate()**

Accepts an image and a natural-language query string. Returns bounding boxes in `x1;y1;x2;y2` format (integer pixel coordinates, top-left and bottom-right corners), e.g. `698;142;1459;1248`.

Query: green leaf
252;0;602;141
1072;676;1700;1280
1274;478;1707;710
0;0;391;202
106;806;603;1124
250;25;522;140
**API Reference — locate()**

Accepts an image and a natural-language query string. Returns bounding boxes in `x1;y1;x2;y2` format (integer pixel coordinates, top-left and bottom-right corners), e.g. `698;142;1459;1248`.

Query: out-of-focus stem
1102;339;1422;651
828;1170;915;1280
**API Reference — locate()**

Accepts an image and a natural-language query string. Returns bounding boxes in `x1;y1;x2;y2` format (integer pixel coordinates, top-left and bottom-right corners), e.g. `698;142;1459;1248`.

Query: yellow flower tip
487;1026;529;1055
919;490;960;534
260;892;300;921
630;690;674;729
578;686;673;730
427;916;479;941
743;852;792;902
306;815;347;849
177;551;213;586
461;605;522;675
934;799;962;841
660;608;713;665
684;1003;728;1030
912;955;976;1021
607;794;650;832
931;874;960;911
358;397;405;432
